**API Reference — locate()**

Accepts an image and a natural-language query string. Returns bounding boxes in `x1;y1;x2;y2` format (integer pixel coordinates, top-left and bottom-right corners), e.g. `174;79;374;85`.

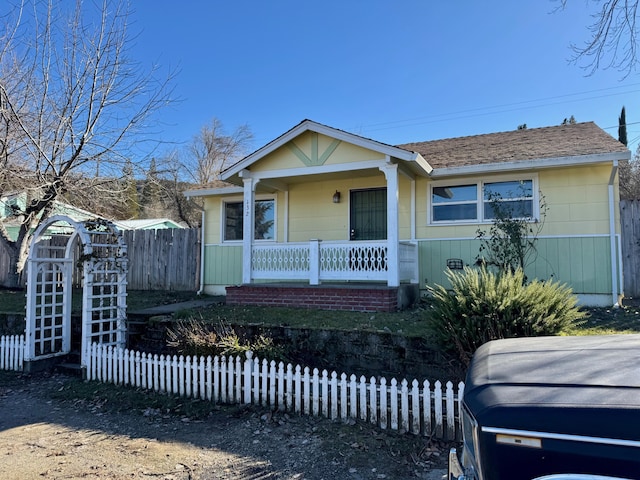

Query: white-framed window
483;179;534;220
429;176;537;224
223;197;275;241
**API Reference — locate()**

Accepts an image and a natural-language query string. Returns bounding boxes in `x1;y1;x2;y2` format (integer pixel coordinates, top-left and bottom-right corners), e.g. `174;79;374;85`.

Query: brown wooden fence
0;228;201;291
621;199;640;298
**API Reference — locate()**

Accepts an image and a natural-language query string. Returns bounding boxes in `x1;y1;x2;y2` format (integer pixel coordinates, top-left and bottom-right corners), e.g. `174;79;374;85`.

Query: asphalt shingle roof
397;122;628;169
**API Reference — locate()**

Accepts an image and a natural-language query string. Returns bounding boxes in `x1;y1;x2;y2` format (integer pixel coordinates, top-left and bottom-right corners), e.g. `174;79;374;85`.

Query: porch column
241;175;258;284
381;161;399;287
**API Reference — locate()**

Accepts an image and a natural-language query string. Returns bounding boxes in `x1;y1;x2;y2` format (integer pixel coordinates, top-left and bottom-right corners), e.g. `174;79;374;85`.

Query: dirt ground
0;372;451;480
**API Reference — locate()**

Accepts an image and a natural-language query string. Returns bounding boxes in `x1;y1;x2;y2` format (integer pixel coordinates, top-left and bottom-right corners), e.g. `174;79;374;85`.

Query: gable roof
0;193;101;223
221;119;431;182
398;122;629;175
185;121;630;198
114;218;184;230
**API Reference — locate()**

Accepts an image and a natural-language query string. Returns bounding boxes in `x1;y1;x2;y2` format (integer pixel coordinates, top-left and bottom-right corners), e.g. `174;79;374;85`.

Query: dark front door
350;188;387;240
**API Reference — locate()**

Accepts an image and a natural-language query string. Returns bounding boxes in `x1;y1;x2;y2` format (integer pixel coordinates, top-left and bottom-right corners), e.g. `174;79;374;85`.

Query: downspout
197;209;205;295
608;160;619;307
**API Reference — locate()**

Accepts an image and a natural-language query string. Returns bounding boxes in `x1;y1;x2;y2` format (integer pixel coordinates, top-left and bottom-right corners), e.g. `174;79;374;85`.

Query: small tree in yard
426;185;581;367
475;186;547;277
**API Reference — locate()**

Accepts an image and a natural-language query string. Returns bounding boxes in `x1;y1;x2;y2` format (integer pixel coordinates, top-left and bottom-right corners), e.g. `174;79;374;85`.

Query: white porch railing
251;240;417;284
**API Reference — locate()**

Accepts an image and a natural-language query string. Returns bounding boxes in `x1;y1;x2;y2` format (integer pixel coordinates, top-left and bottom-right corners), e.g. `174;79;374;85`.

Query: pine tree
122;159;140;219
140;158;162;218
619;106;628;146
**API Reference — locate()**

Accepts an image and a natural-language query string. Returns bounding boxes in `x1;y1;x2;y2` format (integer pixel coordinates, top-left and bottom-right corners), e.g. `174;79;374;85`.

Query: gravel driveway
0;372;449;479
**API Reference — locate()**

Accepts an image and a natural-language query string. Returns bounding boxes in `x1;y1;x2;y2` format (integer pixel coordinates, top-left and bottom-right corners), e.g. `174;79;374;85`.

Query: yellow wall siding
288;182;347;242
202;164;618;244
540;165;613;236
398;175;412;239
282;175;413;242
415;164;617;239
253;132;384;173
203;197;222;244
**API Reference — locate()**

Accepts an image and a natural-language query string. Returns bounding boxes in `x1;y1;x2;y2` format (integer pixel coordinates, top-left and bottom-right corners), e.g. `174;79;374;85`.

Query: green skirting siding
204;245;243;285
205;237;616;297
418;236;614;295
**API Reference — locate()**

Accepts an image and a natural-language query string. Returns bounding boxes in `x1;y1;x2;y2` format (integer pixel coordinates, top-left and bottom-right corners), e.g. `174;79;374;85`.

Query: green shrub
428;267;586;366
166;317;288;362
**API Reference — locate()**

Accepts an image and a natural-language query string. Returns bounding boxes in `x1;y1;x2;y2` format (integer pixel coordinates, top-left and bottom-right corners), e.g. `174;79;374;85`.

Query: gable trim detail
285;134;343;167
221;119;429;181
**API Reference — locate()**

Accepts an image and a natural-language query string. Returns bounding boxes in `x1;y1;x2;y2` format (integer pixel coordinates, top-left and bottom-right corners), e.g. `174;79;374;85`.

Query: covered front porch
187;120;433;312
229;239;420;311
250;240;418;285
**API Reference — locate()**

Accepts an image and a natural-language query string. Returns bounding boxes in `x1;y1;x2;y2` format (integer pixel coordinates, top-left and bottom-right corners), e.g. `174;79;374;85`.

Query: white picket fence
0;335;25;371
86;343;464;440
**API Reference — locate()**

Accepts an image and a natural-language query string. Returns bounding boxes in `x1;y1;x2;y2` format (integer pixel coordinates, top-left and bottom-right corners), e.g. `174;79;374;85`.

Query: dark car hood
463;335;640;440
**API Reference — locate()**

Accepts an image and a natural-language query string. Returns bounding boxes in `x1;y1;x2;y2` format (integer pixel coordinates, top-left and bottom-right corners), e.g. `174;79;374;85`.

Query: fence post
369;377;377;425
349;374;357;419
321;370;328;418
390;379;399;430
411;379;420;434
303;367;311;414
446;381;456;440
236;356;243;402
286;363;293;410
1;335;6;370
330;371;338;420
206;356;213;401
278;362;285;410
380;377;388;429
340;373;348;420
359;376;367;421
434;380;443;438
244;351;253;404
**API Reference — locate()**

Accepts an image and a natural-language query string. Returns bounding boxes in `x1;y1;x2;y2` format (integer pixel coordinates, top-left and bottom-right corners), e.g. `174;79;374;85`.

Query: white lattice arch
25;215;128;368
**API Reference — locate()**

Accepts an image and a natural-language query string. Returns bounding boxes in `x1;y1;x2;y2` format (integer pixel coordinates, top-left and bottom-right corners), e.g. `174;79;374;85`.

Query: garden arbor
24;216;128;370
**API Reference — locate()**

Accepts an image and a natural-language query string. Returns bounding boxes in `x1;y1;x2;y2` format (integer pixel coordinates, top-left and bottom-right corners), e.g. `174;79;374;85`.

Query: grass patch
0;289;201;315
175;302;436;338
2;289;640;340
564;306;640;335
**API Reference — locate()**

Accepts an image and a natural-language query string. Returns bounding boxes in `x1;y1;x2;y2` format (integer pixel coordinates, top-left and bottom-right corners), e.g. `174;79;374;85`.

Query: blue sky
129;1;640;156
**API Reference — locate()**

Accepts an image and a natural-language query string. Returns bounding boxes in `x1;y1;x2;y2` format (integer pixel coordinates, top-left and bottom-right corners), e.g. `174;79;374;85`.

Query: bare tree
158;151;203;228
619;145;640;199
558;0;640;75
0;0;173;287
187;118;253;184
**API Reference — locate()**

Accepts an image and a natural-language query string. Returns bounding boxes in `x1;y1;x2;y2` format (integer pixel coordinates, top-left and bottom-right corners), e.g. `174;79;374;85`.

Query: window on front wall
224;199;275;241
432;184;478;222
483;180;533;220
430;178;535;224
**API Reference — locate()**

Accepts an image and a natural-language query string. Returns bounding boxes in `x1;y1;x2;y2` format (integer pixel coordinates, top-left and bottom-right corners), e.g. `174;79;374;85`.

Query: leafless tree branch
0;0;174;286
558;0;640;76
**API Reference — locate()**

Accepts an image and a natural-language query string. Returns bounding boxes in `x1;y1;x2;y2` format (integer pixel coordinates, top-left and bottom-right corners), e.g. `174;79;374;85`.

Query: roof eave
429;151;630;178
221;119;432;181
183;186;244;198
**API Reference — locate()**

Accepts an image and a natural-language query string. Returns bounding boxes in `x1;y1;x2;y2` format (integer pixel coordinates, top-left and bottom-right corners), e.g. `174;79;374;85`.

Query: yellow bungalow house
185;119;629;311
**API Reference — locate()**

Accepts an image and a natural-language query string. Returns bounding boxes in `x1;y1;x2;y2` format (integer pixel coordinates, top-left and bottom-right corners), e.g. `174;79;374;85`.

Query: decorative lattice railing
251;241;417;284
